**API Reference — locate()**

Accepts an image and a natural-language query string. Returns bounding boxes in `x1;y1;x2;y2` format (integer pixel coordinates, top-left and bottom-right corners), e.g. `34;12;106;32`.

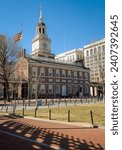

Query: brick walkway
0;115;105;150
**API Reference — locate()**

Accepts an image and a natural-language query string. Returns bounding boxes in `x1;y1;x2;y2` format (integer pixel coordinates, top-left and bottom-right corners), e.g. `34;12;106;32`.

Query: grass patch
15;103;105;126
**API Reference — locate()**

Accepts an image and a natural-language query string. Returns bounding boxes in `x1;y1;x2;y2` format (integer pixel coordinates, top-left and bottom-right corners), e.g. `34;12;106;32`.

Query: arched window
74;85;78;94
40;84;45;93
79;86;83;92
40;68;45;76
62;70;66;77
70;55;72;61
68;85;72;93
56;85;60;94
48;84;53;93
94;47;97;55
48;68;53;76
68;70;71;78
90;49;93;55
77;55;79;60
56;69;60;77
85;86;89;94
102;45;105;52
67;56;69;62
39;28;41;33
84;72;89;79
72;54;74;61
79;72;83;79
98;46;101;52
74;71;77;78
86;50;89;56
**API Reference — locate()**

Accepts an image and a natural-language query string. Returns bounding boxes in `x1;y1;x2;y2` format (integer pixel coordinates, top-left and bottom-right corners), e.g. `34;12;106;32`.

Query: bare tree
0;34;21;102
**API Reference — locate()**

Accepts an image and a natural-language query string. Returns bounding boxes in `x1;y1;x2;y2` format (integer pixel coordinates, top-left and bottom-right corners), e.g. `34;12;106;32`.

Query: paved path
0;115;105;150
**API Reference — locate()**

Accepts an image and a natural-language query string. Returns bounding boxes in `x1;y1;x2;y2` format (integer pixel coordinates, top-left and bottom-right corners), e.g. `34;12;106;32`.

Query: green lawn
15;103;105;126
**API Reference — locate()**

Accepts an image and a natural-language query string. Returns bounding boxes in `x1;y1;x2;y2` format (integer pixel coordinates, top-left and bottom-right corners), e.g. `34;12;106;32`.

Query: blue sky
0;0;105;55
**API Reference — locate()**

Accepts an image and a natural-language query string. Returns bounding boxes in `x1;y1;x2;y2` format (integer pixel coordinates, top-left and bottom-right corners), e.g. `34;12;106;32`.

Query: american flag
14;31;22;42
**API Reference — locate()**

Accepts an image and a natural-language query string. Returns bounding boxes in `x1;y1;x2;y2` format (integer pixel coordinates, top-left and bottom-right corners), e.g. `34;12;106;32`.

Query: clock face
32;42;39;51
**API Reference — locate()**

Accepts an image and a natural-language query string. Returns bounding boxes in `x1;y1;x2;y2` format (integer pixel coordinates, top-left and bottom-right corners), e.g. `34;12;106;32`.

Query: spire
39;3;43;22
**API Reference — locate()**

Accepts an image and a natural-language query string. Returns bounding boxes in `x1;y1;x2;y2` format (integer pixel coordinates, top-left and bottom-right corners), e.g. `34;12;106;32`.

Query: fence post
49;109;51;120
68;110;70;122
22;107;24;116
35;108;37;118
13;105;15;114
46;97;47;105
28;99;31;106
6;106;8;113
90;110;94;125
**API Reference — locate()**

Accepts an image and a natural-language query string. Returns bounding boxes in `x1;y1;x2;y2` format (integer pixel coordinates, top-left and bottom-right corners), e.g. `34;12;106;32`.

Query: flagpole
20;23;23;48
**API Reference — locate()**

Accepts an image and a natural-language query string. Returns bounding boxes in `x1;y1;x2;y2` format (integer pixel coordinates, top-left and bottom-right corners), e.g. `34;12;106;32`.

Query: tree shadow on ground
0;119;104;150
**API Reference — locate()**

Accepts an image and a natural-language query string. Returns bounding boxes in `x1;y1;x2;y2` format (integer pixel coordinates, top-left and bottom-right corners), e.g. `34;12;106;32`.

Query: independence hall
0;7;90;99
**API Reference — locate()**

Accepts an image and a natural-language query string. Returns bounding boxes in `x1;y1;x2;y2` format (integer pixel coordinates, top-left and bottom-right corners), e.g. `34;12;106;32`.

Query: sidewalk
0;114;105;150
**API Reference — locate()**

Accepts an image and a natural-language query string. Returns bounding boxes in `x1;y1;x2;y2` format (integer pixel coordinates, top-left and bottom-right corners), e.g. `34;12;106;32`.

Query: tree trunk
5;80;10;102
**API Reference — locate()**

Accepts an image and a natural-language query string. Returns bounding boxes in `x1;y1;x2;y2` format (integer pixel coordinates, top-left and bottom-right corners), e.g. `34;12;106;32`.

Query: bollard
90;110;94;125
49;109;51;120
22;107;24;116
68;110;70;122
35;108;37;118
29;99;31;106
46;98;47;105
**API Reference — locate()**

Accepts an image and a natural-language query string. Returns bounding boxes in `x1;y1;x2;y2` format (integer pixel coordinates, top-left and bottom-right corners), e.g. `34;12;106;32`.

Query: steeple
32;3;54;59
39;4;43;23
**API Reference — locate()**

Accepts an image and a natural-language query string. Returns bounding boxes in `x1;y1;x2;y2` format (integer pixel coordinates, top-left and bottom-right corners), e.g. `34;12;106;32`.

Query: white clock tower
32;6;54;59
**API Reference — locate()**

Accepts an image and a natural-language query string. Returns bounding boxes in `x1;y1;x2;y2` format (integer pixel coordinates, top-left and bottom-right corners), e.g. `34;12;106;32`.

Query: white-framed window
84;72;89;79
102;45;105;52
32;67;36;76
56;69;60;77
67;56;69;62
74;85;78;94
56;85;60;94
70;55;72;61
40;67;45;76
68;70;71;78
32;83;36;91
86;50;89;56
72;54;74;61
48;84;53;93
85;86;89;94
77;54;79;60
74;71;77;78
94;47;97;55
62;70;66;77
98;46;101;52
79;86;83;92
90;49;93;55
48;68;53;77
79;72;83;79
40;84;45;93
68;85;72;93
